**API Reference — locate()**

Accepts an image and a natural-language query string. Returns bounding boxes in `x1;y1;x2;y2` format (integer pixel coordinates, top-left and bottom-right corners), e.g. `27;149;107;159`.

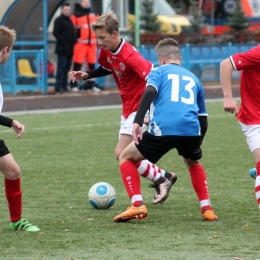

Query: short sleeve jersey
230;44;260;124
146;63;207;136
98;39;152;118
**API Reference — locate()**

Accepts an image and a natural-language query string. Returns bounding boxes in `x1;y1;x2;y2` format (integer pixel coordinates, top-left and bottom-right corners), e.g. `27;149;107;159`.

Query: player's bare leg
115;134;176;203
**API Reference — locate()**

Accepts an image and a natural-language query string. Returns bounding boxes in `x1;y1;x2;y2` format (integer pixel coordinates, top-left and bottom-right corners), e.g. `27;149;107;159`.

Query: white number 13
168;74;195;104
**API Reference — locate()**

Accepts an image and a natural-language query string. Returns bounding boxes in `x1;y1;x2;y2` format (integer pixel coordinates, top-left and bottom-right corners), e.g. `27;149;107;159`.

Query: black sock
154;176;166;185
164;172;172;180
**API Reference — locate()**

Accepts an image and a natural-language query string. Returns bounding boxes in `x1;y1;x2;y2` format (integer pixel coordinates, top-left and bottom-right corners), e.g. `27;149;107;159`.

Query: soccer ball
88;182;116;209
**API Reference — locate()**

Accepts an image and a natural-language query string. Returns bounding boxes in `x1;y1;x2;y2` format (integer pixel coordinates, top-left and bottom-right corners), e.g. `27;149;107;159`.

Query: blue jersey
146;63;207;136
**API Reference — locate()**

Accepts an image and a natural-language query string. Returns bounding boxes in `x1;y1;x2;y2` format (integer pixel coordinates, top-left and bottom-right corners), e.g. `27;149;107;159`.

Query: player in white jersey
113;38;218;222
0;26;40;231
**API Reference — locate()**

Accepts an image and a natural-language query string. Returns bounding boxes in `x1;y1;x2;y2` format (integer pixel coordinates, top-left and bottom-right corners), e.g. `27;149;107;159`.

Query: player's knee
253;148;260;163
184;159;200;168
4;165;21;180
118;153;128;166
114;149;121;161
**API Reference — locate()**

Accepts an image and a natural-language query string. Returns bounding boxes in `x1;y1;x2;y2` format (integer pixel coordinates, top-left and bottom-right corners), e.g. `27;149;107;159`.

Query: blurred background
0;0;259;95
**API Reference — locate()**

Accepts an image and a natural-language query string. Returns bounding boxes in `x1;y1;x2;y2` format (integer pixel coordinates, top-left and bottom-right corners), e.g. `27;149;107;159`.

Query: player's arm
198;115;208;140
134;85;157;126
0;115;24;138
220;58;238;115
133;85;157;144
197;81;208;140
0;115;13;128
86;66;112;79
70;66;111;81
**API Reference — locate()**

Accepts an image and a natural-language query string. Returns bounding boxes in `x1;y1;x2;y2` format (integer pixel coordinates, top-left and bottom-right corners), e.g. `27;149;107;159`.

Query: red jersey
98;39;152;118
230;44;260;124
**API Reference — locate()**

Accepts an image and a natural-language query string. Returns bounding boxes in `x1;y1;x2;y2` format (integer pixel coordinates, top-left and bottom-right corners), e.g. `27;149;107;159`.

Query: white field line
0;98;239;133
0;122;120;133
2;105;122;116
2;97;240;117
0;114;235;134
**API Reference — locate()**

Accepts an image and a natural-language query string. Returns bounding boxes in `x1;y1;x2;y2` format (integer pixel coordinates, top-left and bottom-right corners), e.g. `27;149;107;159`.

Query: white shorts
239;121;260;153
119;111;148;138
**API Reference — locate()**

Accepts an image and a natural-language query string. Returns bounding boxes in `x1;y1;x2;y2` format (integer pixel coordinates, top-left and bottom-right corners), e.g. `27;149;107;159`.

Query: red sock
120;161;143;207
189;164;212;213
136;160;164;181
5;178;22;222
254;161;260;209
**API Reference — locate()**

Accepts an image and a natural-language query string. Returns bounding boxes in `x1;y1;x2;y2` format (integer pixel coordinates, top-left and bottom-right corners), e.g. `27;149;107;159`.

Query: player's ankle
201;206;212;214
133;201;143;207
154;176;166;185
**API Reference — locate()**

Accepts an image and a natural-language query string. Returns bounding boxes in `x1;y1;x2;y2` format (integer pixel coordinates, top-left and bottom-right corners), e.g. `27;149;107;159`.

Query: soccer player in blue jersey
113;38;218;222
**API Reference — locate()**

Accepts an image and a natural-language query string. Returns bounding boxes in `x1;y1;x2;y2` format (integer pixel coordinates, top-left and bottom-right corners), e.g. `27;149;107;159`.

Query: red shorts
73;42;97;64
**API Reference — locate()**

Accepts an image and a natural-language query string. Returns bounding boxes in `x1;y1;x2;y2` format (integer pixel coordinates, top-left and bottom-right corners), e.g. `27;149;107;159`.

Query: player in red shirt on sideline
70;11;177;205
220;45;260;210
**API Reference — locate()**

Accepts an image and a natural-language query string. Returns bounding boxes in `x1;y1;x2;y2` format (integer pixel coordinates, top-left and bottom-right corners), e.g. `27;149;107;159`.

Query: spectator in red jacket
70;0;100;92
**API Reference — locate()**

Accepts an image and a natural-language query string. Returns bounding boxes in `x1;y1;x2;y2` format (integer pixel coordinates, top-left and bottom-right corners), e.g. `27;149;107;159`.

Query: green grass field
0;101;259;260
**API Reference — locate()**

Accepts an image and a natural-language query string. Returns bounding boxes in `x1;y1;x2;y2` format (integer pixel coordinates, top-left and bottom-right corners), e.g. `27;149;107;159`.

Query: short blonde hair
91;11;119;34
0;25;16;51
155;38;180;60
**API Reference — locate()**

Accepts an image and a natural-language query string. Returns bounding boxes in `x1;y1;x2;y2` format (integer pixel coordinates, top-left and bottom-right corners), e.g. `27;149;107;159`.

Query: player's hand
11;120;25;139
223;96;239;116
144;116;149;126
132;123;143;145
70;71;89;82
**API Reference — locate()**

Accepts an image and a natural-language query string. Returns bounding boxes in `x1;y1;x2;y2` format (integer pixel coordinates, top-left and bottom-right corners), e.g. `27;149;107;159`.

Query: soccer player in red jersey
0;26;40;231
70;11;177;204
220;45;260;210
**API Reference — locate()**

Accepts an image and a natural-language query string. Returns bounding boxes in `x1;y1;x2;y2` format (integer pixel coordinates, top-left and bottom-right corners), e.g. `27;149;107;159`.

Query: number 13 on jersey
169;74;195;105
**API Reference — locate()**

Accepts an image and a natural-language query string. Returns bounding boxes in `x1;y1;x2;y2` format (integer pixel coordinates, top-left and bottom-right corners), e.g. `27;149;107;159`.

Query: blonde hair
155;38;180;61
0;25;16;51
91;11;119;34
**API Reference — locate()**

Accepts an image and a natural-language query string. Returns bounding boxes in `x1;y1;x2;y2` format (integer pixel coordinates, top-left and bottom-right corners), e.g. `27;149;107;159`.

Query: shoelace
15;219;32;231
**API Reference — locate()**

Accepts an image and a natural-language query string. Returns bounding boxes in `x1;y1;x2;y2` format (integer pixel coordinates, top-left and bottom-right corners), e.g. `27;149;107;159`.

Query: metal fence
96;42;256;88
141;42;256;81
0;49;45;96
0;42;257;95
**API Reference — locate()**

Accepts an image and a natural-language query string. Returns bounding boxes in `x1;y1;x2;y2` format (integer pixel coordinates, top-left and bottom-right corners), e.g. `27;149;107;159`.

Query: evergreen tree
188;0;202;32
227;0;249;30
140;0;161;33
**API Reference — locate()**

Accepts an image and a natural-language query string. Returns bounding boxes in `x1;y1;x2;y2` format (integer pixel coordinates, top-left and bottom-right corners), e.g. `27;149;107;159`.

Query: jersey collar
110;38;125;55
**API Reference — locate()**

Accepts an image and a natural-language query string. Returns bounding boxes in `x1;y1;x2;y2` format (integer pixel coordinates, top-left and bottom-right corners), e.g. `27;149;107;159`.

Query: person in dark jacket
53;3;76;93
